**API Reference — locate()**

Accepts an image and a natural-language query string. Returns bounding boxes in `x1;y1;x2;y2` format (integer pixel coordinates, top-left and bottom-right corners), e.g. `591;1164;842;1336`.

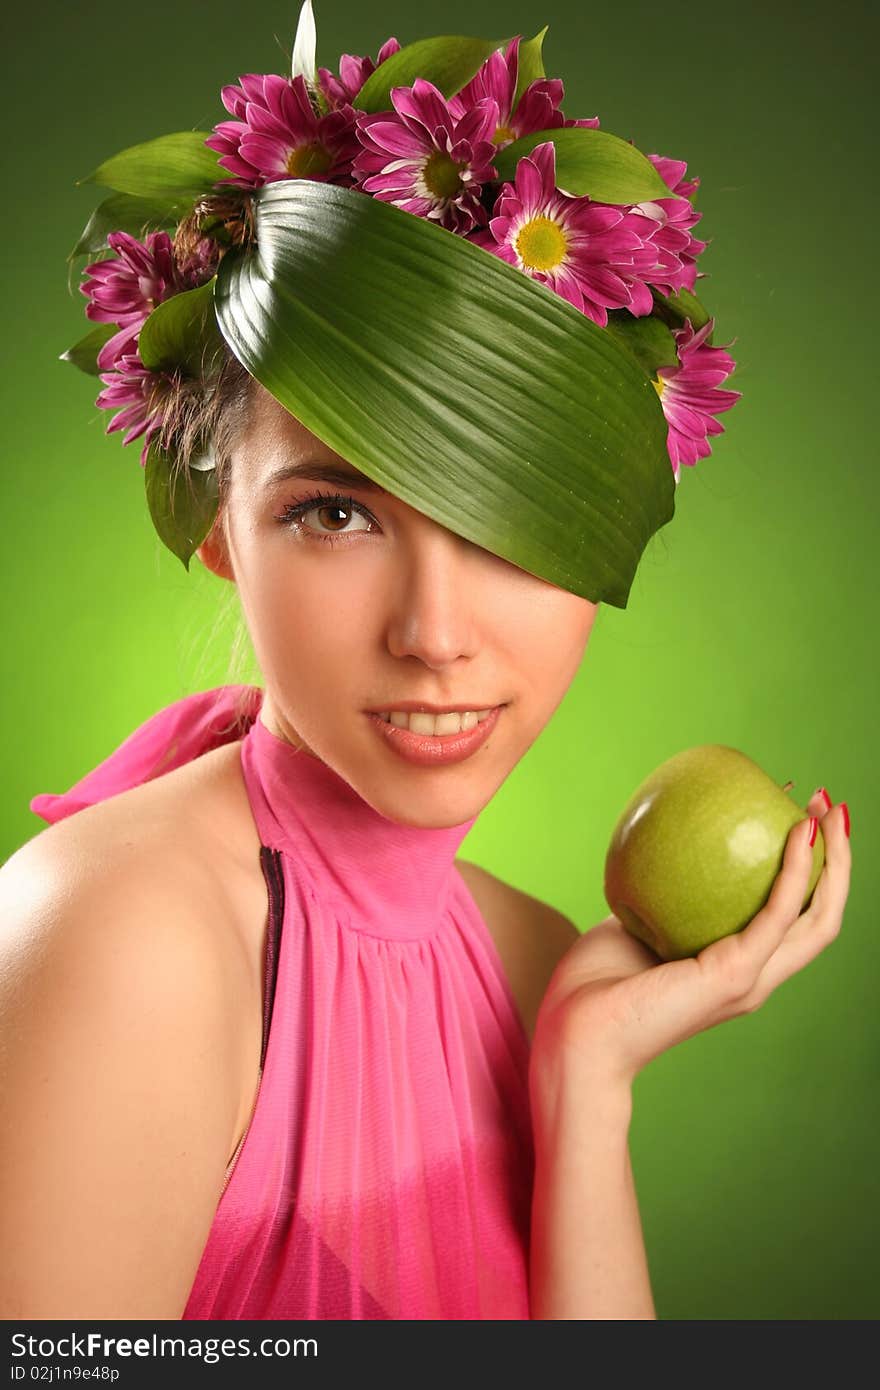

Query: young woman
0;365;851;1320
0;7;852;1321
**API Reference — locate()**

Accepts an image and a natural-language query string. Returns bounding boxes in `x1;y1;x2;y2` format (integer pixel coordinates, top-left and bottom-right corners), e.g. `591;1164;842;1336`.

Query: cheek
512;593;597;694
250;556;379;663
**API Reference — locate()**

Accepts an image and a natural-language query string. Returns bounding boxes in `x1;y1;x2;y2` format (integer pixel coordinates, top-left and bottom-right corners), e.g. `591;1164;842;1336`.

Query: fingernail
808;817;818;848
814;786;833;811
840;802;850;839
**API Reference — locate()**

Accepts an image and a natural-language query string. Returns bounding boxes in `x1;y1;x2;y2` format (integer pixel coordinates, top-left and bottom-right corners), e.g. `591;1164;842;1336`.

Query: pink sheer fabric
30;686;535;1319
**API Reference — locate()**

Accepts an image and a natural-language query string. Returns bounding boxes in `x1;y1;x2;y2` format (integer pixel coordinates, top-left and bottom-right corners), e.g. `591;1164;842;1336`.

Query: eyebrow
263;461;387;493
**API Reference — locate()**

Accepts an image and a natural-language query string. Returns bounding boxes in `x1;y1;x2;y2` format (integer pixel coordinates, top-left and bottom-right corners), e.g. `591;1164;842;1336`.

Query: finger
697;814;817;998
806;786;834;821
779;800;850;935
741;812;817;950
744;801;851;1005
770;788;834;934
786;800;850;928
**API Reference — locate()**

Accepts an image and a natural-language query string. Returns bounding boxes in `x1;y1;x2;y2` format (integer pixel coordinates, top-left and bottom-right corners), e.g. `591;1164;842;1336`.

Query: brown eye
274;492;378;543
311;501;363;532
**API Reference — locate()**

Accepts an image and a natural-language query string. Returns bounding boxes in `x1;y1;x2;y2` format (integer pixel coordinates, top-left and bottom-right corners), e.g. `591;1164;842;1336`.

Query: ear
196;510;235;582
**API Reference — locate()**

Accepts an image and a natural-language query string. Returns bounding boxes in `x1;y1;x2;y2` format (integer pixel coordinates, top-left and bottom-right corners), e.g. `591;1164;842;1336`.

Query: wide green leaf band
214;181;676;608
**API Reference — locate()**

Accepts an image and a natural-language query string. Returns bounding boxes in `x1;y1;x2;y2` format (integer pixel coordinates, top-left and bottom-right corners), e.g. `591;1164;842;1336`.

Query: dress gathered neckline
30;684;535;1319
246;711;478;942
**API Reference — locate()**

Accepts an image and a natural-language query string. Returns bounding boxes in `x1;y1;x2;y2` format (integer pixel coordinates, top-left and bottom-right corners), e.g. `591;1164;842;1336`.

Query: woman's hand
532;790;852;1091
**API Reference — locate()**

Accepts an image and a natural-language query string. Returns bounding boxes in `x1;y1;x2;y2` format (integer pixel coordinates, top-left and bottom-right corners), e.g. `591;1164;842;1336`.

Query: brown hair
178;346;261;737
187;346;254;512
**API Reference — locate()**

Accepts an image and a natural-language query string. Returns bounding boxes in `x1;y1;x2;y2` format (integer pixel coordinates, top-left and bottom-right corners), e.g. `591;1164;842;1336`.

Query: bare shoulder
9;740;267;960
0;745;260;1317
455;858;580;1043
13;738;262;884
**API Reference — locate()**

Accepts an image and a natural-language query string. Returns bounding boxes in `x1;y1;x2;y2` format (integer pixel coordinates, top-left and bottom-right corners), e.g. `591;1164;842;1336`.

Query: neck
242;709;479;942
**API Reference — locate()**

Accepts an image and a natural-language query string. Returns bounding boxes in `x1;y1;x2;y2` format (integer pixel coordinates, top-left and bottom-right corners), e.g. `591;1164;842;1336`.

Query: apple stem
782;780;795;793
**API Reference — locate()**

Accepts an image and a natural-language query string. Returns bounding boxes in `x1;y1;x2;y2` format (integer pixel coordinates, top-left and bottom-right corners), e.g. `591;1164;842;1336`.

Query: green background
4;0;877;1320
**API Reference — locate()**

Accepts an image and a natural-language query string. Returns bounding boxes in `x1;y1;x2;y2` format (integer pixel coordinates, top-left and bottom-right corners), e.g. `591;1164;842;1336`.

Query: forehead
244;382;384;493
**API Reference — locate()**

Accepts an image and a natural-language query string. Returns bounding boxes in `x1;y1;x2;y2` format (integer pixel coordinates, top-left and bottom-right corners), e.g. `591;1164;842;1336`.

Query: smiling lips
365;705;504;766
376;708;495;736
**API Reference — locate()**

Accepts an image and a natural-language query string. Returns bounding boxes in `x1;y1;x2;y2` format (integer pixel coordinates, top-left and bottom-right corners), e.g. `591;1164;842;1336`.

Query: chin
376;800;483;831
359;770;494;830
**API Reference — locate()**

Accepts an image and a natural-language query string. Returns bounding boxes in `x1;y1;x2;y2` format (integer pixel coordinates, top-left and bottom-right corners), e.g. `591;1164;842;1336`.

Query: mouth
368;706;499;737
365;704;505;767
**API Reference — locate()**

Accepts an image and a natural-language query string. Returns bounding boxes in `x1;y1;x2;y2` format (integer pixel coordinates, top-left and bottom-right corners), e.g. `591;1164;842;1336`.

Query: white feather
291;1;317;83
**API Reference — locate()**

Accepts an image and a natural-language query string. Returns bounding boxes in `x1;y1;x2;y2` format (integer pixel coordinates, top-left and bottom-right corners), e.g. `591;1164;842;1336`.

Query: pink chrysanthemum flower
470;140;657;327
447;35;600;147
353;79;500;233
82;229;176;327
612;209;694;309
82;230;179;371
629;154;708;296
95;352;168;464
317;36;401;109
651;154;699;203
206;72;361;188
655;317;741;477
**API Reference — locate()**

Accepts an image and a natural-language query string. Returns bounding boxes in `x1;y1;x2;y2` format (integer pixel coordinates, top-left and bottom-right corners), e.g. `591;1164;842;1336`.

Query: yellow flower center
515;215;568;272
423;150;465;199
653;377;665;399
286;142;334;178
494;123;516;145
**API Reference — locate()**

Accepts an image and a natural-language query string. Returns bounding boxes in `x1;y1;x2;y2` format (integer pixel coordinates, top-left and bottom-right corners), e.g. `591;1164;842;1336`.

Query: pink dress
30;685;535;1319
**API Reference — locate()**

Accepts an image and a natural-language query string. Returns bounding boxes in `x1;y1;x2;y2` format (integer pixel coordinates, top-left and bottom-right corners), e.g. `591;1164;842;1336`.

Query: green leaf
215;182;675;608
354;35;509;111
79;132;223;198
605;312;679;378
311;82;332;116
492;127;671;203
137;278;224;377
59;323;117;375
69;192;190;261
512;26;548;111
652;286;712;336
144;440;220;569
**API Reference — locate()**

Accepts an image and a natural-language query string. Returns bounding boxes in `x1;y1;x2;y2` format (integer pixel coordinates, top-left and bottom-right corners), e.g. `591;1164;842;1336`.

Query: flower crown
64;2;741;608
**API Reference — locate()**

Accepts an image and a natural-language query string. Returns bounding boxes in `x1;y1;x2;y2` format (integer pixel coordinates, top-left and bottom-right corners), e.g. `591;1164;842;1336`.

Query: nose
384;517;480;669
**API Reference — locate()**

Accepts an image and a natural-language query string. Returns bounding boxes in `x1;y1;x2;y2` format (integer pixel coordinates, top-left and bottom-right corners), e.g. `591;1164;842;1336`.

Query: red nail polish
808;817;818;847
815;787;833;811
840;802;850;839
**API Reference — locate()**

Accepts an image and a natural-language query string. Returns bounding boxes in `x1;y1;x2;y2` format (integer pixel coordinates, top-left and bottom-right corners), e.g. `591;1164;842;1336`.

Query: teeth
379;708;494;736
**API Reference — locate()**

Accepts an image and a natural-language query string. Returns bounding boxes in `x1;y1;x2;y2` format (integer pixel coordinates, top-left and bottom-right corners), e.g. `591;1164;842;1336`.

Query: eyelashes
273;489;379;545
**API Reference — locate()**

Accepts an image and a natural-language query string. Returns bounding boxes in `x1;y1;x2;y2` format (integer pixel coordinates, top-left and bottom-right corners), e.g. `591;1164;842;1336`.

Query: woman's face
199;385;599;828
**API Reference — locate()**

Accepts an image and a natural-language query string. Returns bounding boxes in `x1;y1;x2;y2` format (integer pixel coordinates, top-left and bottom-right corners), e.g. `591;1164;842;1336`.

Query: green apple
603;745;826;961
